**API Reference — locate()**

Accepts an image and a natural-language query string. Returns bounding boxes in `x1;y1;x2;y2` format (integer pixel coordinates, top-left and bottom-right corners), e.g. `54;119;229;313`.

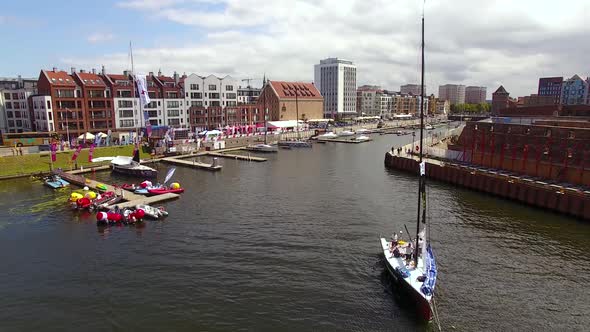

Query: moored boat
354;135;371;142
44;175;69;189
111;149;157;178
278;140;312;148
244;144;278;153
136;204;168;219
317;132;339;139
338;130;355;137
379;8;438;323
147;187;185;195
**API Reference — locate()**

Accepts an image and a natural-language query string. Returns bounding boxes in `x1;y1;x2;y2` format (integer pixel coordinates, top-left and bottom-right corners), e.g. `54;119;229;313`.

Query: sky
1;0;589;99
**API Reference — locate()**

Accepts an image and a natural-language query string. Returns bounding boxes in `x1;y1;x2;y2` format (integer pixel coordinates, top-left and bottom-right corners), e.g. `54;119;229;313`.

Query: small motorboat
244;144;278;153
136;204;168;219
278;140;312;148
355;135;371;142
111;150;157;178
317;132;339;139
425;125;434;130
355;128;370;134
339;130;355;137
147;187;185;195
44;175;69;189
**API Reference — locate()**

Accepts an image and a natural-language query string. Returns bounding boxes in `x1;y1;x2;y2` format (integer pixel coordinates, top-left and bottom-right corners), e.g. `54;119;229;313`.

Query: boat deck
380;238;432;302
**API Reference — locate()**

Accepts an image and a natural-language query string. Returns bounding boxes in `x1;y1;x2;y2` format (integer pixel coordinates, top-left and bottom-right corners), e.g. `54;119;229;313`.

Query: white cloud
67;0;590;98
87;32;115;43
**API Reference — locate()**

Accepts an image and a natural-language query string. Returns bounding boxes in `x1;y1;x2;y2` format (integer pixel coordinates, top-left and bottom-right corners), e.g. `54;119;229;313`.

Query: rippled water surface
1;128;589;331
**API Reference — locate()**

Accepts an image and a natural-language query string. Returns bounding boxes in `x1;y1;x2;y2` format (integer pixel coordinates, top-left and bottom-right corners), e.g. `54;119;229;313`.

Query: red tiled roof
158;75;174;82
269;81;322;99
78;72;106;86
108;74;130;80
44;70;76;86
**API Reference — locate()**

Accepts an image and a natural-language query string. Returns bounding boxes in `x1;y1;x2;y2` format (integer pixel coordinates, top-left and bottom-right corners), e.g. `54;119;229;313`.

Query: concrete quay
384;152;590;221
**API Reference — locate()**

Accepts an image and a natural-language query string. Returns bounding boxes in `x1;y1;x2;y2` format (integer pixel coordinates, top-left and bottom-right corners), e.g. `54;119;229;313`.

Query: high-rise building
465;86;487;104
538;77;563;104
438;84;466;105
400;84;425;96
560;75;589;105
314;58;357;118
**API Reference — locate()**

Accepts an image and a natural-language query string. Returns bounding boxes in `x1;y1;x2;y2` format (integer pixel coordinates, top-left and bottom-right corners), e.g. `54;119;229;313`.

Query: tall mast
414;12;425;268
295;85;300;140
264;83;268;144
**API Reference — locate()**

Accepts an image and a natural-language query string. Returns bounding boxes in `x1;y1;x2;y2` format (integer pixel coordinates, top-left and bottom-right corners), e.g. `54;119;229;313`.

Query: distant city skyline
1;0;588;99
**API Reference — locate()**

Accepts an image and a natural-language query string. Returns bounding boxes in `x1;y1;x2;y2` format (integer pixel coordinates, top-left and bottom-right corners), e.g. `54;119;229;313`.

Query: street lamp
64;108;71;148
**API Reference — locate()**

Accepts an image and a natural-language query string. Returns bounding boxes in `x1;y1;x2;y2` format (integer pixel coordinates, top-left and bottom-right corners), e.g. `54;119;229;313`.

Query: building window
225;85;233;91
209;93;220;99
190;92;202;99
119;109;134;118
118;100;133;108
47;100;51;109
168;118;180;125
190;84;199;90
167;101;180;108
119;119;135;127
167;110;180;117
208;85;217;91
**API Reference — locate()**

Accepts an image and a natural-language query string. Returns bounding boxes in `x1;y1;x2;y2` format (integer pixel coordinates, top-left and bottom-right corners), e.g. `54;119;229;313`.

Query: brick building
258;81;324;122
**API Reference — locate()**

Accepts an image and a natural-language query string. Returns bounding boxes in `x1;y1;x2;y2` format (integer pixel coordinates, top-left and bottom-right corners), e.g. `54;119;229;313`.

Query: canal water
1;127;589;331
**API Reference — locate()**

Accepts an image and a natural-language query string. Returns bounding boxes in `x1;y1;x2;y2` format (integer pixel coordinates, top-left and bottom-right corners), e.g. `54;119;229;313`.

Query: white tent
96;132;108;138
78;132;95;140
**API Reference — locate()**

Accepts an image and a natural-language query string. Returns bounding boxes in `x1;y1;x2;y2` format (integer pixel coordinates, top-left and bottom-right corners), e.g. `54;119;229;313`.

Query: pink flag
71;145;83;161
88;144;96;162
50;143;57;162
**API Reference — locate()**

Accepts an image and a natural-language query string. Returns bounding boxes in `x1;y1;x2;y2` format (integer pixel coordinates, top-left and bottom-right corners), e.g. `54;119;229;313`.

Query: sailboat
245;80;278;153
379;9;437;322
278;84;312;148
111;43;158;178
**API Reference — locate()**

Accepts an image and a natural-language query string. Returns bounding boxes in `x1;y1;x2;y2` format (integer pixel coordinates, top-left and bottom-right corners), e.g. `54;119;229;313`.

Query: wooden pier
115;193;179;209
162;157;223;171
56;170;180;208
208;151;267;162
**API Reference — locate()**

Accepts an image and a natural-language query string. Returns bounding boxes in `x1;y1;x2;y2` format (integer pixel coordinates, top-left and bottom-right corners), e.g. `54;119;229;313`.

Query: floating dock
207;151;267;162
162;157;222;171
56;170;180;208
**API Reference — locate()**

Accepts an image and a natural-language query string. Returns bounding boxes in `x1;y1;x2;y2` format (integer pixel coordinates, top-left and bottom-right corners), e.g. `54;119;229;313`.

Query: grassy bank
0;145;136;177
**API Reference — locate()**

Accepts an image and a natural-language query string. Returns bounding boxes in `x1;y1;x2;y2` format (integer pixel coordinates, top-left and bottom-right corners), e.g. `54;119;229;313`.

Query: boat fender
135;209;145;220
417;275;426;282
96;212;108;226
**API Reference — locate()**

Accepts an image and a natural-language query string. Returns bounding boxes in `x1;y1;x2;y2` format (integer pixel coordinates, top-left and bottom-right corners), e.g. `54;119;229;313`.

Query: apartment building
438;84;466;104
0;76;37;133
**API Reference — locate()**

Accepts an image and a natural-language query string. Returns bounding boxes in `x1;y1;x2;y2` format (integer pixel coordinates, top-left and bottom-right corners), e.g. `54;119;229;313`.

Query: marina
0;131;588;331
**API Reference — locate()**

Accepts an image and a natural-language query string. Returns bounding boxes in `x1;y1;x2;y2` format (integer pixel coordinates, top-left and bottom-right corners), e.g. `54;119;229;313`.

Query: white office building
314;58;357;118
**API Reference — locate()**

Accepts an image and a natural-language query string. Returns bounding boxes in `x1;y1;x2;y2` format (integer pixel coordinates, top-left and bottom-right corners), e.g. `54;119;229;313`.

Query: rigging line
431;296;442;332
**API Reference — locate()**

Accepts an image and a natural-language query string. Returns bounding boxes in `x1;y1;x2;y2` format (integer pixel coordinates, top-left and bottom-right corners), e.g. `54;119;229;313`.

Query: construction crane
241;77;266;88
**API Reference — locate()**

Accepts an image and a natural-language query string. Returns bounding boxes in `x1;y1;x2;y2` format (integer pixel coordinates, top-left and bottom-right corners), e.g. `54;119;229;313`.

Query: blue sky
1;0;588;98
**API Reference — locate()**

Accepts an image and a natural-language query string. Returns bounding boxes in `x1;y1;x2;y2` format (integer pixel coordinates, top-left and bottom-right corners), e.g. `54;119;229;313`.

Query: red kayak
147;188;185;195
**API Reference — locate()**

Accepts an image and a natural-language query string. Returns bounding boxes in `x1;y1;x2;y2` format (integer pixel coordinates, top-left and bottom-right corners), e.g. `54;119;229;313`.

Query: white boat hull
380;238;432;321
